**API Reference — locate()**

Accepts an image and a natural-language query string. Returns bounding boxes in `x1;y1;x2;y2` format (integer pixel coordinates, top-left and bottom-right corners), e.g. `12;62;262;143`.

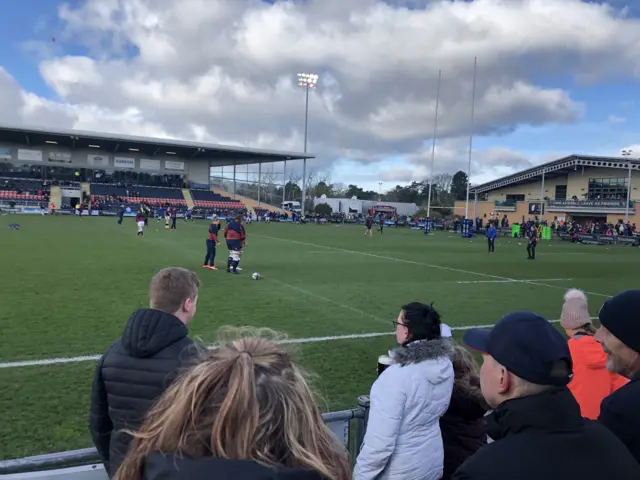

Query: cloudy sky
1;0;640;191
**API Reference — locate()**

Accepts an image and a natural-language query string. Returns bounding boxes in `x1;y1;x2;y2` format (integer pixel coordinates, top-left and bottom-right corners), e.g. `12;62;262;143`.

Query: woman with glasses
354;302;454;480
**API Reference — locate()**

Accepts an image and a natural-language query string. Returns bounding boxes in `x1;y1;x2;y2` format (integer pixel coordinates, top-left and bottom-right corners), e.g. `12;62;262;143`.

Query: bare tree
433;173;453;193
333;182;347;197
305;169;318;199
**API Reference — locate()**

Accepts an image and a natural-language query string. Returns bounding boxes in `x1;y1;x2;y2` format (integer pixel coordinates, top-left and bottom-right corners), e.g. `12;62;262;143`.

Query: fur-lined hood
389;337;455;366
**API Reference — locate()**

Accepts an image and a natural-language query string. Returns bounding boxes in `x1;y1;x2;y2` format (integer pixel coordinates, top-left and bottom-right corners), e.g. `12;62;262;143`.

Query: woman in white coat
354;302;454;480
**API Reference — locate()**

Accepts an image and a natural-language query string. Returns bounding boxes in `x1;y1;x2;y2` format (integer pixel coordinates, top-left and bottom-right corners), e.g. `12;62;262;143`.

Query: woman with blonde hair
114;330;351;480
561;289;627;419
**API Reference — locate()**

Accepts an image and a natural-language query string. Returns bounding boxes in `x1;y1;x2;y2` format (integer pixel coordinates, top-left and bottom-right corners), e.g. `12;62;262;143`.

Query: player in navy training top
223;215;246;274
527;226;538;260
486;222;497;254
170;208;177;230
203;215;220;270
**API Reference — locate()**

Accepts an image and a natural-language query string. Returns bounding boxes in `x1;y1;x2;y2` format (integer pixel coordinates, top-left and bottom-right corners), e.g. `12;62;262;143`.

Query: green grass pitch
0;215;638;460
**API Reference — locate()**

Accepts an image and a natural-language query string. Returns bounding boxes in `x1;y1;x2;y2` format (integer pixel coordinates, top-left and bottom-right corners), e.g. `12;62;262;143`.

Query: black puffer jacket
440;377;488;479
89;308;201;478
142;453;327;480
453;387;640;480
599;373;640;464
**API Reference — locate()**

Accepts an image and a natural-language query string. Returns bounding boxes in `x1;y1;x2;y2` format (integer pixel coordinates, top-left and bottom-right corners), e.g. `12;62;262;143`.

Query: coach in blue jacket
486;223;497;254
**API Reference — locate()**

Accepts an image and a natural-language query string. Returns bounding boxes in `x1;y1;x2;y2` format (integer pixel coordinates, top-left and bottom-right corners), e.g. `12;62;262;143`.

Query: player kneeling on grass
203;215;220;270
224;214;246;274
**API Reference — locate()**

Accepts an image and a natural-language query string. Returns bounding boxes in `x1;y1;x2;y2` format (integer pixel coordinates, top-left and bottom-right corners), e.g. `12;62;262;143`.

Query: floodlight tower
297;72;318;213
621;149;634;222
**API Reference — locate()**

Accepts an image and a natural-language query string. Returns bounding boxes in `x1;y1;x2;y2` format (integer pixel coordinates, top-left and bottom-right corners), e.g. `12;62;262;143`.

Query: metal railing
0;396;370;478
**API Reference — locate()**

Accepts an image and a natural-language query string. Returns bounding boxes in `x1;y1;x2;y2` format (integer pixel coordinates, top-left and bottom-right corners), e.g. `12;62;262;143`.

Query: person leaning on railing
354;302;454;480
113;329;351;480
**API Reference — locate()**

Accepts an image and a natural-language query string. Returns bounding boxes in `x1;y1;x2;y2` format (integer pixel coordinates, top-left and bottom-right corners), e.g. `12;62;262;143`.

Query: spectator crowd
87;267;640;479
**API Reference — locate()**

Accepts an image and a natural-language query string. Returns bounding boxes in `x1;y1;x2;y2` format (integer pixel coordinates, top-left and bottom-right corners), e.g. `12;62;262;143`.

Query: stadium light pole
426;69;442;219
622;149;633;222
298;72;318;214
464;57;477;219
378;181;383;201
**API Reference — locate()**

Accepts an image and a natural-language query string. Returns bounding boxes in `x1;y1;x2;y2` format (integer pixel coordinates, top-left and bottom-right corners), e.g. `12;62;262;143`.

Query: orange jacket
567;335;628;419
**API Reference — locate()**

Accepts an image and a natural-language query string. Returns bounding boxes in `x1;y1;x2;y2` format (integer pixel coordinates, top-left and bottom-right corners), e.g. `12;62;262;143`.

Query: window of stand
1;162;185;187
588;178;628;200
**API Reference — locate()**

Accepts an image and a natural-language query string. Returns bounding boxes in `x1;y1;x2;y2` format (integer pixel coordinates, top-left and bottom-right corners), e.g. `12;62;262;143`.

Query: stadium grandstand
0;123;313;217
455;154;640;226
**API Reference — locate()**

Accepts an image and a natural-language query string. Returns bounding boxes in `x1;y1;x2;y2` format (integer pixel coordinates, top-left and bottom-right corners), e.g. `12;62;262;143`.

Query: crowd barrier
558;233;640;246
0;397;371;479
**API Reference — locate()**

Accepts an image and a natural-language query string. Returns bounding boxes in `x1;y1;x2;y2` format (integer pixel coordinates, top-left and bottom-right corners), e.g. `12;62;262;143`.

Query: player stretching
136;210;146;237
223;214;246;274
365;215;373;236
203;215;220;270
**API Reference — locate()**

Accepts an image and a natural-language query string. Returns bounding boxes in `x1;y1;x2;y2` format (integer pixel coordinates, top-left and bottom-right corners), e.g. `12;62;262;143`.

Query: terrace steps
182;189;194;209
210;187;286;215
50;185;61;209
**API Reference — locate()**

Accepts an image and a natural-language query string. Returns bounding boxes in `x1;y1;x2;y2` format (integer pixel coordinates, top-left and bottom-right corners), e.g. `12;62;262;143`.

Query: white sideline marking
0;317;596;370
252;233;612;299
456;278;573;284
269;278;389;326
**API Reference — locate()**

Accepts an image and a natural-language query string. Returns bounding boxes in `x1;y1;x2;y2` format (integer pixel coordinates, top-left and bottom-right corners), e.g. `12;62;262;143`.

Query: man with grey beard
596;290;640;464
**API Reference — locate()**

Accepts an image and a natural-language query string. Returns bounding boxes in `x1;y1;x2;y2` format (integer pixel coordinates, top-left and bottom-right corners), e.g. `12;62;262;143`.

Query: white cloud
380;167;420;183
620;145;640;157
2;0;640;183
607;114;626;124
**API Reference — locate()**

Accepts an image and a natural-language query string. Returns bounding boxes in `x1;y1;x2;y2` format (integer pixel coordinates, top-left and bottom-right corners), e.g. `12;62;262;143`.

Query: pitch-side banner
18;149;43;162
140;158;160;170
88;154;109;167
48;152;72;163
114;157;135;169
165;160;185;171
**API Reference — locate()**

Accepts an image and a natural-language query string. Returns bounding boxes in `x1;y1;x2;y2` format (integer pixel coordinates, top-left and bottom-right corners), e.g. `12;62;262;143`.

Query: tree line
213;169;470;217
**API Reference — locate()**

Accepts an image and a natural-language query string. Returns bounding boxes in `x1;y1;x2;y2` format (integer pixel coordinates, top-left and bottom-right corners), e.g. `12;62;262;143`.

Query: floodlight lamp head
297;72;318;88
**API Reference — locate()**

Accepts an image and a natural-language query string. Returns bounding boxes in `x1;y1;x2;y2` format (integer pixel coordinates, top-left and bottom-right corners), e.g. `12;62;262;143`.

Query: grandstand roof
471;154;640;194
0;123;314;164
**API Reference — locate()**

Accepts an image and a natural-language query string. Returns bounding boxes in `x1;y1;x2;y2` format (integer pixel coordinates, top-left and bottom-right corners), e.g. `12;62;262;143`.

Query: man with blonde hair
89;267;202;478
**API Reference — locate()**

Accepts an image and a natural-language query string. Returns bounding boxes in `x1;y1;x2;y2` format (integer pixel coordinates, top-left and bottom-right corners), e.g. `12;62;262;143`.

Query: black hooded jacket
453;387;640;480
599;372;640;464
141;454;326;480
440;377;488;479
89;308;201;478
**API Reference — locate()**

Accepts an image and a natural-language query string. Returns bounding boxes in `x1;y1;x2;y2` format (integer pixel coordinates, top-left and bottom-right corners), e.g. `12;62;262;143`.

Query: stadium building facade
0;123;312;212
455;155;640;225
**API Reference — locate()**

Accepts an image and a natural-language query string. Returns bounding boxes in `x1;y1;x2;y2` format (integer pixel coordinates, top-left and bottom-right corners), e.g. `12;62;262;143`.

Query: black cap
463;311;573;386
599;290;640;352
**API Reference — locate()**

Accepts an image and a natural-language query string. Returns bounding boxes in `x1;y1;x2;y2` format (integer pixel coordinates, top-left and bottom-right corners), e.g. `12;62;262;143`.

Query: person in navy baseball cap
454;311;640;480
463;310;573;406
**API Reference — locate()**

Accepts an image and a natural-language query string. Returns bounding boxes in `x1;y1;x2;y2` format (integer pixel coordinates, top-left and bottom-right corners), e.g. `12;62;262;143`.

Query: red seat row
194;201;245;208
92;195;186;206
0;190;47;200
